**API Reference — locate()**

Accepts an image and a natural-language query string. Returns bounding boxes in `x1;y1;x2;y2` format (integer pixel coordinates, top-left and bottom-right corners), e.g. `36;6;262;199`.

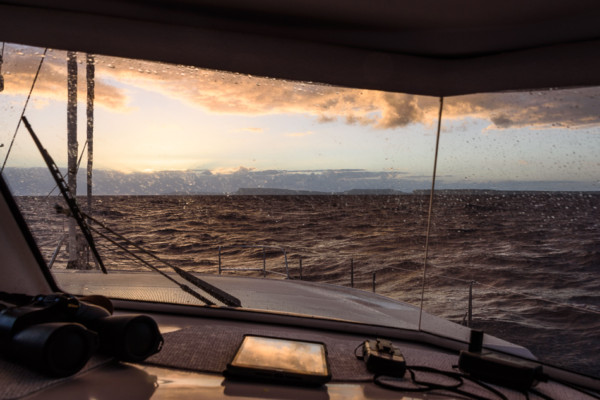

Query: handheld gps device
225;335;331;386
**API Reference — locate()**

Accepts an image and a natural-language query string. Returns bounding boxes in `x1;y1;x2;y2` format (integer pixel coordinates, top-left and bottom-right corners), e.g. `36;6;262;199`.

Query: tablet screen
230;335;329;377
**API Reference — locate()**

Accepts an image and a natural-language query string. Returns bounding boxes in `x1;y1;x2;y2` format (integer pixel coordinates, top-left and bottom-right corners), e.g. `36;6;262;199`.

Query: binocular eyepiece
0;293;163;377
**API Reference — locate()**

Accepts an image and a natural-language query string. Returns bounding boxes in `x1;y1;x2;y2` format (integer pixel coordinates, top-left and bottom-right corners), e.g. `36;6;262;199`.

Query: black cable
375;371;495;400
354;342;364;359
355;342;510;400
409;366;508;400
370;364;509;400
407;365;464;391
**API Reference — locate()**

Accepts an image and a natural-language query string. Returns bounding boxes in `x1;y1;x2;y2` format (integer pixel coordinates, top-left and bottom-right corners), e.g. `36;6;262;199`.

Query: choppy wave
17;192;600;376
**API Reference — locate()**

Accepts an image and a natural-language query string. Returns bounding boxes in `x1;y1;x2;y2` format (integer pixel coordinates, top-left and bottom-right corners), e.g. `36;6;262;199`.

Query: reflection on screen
232;336;328;375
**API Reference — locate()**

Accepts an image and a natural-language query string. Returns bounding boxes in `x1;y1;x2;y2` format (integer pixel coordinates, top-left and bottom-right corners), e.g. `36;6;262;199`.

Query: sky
1;43;599;194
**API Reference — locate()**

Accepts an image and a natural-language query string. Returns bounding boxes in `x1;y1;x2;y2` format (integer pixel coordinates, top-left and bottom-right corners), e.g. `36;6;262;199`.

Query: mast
66;51;80;269
65;52;97;270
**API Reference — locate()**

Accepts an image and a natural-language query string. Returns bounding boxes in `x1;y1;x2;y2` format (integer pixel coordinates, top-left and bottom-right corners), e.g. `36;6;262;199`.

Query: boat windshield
1;43;599;378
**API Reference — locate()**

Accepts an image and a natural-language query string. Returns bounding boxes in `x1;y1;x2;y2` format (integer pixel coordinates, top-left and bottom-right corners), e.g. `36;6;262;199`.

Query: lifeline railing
48;230;599;330
214;247;477;326
217;245;289;278
368;264;474;327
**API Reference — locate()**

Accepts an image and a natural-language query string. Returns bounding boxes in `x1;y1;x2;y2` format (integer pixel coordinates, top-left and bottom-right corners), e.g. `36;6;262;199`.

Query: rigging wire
86;223;215;306
418;96;444;330
0;48;48;174
82;211;241;307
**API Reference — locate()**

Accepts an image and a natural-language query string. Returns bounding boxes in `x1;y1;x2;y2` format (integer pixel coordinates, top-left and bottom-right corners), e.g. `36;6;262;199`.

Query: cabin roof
53;270;535;358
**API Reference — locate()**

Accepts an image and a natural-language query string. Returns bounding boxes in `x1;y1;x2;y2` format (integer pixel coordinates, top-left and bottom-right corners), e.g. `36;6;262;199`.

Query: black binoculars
0;292;163;377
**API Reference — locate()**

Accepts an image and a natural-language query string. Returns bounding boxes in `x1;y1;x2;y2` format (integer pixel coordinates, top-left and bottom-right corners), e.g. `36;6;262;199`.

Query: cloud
81;52;442;129
94;55;600;131
376;92;429;129
4;45;600;131
445;89;600;130
102;60;600;131
1;46;129;111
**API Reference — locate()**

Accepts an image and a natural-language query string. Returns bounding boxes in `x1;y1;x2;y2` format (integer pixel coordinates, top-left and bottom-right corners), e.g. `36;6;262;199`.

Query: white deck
52;270;534;358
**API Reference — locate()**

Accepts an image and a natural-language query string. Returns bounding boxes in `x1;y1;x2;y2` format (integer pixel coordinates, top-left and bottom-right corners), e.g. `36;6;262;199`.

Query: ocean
16;192;600;377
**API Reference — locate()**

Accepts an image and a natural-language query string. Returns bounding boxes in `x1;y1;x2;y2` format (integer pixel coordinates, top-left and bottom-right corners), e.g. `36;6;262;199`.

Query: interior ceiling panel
1;0;600;95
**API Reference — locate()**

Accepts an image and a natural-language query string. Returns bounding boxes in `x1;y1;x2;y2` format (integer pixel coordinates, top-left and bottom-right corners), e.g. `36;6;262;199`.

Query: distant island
412;189;600;195
235;188;600;196
3;167;598;196
235;188;409;195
